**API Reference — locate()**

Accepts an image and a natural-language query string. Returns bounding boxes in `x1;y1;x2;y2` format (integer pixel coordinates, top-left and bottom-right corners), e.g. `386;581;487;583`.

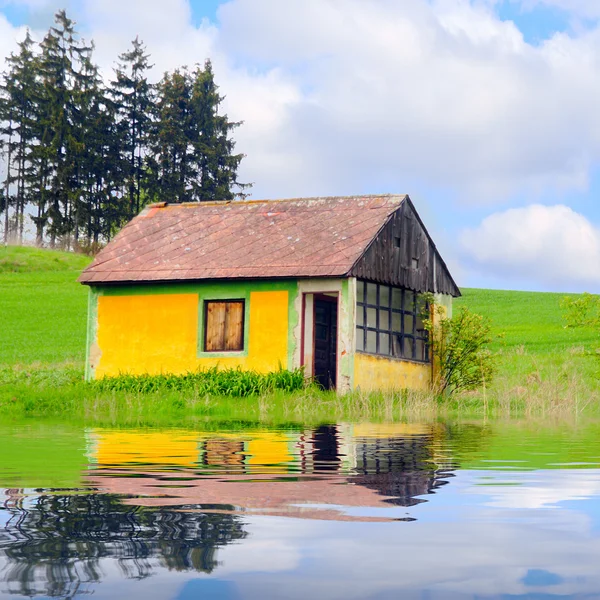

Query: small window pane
379;309;389;331
356;327;364;351
356;306;364;326
416;296;428;327
392;334;402;357
357;280;365;303
392;288;402;310
366;330;377;353
380;285;390;307
403;337;414;358
367;307;377;328
415;339;425;362
404;313;414;334
379;333;390;355
406;292;416;313
392;312;401;333
367;283;377;305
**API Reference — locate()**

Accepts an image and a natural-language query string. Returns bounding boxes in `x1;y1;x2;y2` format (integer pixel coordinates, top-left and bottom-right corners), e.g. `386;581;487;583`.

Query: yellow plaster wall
246;291;289;372
353;353;431;391
94;290;289;377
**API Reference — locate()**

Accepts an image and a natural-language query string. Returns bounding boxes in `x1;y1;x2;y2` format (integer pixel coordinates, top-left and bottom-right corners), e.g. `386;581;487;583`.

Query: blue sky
1;0;600;292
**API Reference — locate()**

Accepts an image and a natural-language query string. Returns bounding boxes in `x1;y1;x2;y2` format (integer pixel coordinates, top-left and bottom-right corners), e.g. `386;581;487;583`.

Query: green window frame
197;292;251;358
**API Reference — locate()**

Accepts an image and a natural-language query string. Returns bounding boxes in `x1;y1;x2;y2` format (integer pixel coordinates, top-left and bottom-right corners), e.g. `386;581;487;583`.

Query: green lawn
456;288;599;353
0;246;91;364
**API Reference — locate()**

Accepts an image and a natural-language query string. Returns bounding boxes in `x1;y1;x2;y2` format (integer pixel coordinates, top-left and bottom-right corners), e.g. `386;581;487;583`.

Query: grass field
456;288;599;353
0;246;90;364
1;245;600;421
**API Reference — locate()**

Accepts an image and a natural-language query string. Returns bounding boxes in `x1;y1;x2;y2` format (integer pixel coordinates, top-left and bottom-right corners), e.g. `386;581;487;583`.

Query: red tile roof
79;195;407;284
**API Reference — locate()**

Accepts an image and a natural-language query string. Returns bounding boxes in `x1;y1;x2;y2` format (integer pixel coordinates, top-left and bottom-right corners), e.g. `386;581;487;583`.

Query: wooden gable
349;197;460;297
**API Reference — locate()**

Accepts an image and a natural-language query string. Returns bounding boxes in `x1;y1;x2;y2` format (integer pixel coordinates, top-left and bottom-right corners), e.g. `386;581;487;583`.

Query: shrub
561;293;600;331
422;298;496;396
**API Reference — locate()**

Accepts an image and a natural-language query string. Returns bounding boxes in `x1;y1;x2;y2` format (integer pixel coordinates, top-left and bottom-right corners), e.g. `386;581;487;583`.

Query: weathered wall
87;280;298;379
350;198;460;297
353;353;431;391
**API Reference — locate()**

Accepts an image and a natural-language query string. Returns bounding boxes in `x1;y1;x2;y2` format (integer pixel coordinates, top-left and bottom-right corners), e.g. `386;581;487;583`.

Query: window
356;281;429;362
204;300;245;352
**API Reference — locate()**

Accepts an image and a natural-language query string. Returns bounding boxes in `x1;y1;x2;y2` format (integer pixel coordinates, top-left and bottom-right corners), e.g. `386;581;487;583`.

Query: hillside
0;245;91;273
0;246;91;364
456;288;598;353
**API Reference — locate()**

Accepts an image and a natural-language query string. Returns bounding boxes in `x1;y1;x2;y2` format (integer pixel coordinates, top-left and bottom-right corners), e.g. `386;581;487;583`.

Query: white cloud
3;0;600;206
460;204;600;289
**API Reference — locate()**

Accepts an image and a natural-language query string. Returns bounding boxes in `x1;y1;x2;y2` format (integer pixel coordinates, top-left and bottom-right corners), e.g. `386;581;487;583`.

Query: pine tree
189;60;249;201
111;37;153;219
147;62;250;203
147;69;191;203
0;74;16;244
36;10;92;248
3;32;38;243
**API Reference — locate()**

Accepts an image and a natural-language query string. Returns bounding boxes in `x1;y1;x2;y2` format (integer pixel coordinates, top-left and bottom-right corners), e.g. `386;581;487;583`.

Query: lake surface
1;419;600;599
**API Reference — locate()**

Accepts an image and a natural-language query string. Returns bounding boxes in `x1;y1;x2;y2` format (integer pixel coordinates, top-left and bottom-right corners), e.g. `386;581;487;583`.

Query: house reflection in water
86;424;454;520
0;424;457;596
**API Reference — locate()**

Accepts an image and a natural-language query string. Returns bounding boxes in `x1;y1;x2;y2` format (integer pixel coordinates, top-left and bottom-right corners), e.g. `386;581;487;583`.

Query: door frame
310;292;340;391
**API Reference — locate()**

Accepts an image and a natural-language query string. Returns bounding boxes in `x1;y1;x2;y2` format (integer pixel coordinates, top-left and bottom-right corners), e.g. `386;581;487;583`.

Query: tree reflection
0;492;246;597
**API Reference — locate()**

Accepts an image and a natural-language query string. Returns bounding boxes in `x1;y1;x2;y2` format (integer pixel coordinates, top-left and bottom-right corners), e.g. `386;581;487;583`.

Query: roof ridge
143;194;407;210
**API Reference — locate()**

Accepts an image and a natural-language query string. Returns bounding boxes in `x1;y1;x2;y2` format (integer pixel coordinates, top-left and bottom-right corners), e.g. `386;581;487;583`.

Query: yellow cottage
79;195;460;392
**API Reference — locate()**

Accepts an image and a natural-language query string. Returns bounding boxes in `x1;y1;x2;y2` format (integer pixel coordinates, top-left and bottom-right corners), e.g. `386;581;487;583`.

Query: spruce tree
0;78;15;244
37;10;91;247
3;32;38;243
111;37;153;218
189;60;249;201
147;69;191;203
147;61;250;203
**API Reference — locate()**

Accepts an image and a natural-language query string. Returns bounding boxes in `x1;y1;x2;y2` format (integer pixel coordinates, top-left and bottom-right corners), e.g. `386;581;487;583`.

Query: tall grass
92;366;306;396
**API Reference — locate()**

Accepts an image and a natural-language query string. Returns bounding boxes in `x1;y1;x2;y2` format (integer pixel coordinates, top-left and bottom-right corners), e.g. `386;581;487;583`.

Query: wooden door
313;296;338;390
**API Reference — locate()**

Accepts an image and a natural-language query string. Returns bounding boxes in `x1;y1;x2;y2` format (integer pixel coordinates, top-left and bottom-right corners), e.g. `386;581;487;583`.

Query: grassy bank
1;362;597;425
1;246;600;423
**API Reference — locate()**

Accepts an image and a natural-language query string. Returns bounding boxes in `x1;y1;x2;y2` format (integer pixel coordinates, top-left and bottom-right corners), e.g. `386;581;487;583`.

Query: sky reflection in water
1;421;600;599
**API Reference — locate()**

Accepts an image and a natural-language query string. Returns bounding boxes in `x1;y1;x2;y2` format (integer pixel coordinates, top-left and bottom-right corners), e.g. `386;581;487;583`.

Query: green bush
423;298;497;396
561;292;600;331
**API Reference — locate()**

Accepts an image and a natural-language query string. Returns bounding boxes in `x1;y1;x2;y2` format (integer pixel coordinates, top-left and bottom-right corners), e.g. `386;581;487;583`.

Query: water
1;420;600;599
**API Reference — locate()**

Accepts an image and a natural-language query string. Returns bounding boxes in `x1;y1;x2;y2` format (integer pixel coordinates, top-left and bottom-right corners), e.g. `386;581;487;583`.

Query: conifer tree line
0;10;249;250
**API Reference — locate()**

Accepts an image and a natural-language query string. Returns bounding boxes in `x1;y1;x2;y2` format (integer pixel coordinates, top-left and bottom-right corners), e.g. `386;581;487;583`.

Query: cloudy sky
1;0;600;292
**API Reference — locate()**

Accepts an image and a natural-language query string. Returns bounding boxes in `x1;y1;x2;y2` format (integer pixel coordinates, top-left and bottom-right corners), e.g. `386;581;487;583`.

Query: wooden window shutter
225;301;244;351
205;300;245;352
